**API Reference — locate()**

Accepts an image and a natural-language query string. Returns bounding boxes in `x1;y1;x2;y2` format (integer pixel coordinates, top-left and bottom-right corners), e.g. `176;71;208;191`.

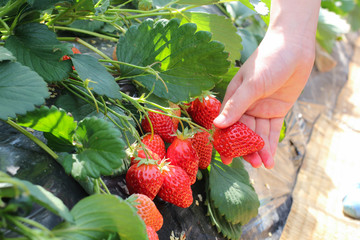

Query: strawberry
187;94;221;130
141;133;166;160
126;193;163;231
191;130;213;169
169;102;181;130
62;47;81;70
125;161;163;200
212;122;265;160
141;110;176;143
158;164;193;208
146;226;159;240
166;130;199;185
130;147;161;166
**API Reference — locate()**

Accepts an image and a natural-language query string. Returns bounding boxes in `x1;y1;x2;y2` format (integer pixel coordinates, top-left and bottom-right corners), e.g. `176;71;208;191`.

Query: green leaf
347;1;360;31
5;23;72;82
21;180;74;222
212;66;239;101
224;2;256;20
0;61;49;120
178;12;242;62
117;18;230;103
58;117;126;179
55;93;137;145
69;20;105;32
17;106;77;152
0;173;73;222
71;54;122;99
0;46;16;62
237;28;258;63
279;120;286;142
316;8;350;53
27;0;72;10
54;194;147;240
321;0;356;16
207;198;243;240
208;156;259;225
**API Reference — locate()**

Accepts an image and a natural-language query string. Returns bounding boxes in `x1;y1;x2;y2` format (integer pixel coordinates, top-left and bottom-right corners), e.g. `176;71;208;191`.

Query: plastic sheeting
1;31;358;240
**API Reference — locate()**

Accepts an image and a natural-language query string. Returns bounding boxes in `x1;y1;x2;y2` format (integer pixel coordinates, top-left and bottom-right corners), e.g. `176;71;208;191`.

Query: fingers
213;80;258;129
269;118;284;157
242;117;280;169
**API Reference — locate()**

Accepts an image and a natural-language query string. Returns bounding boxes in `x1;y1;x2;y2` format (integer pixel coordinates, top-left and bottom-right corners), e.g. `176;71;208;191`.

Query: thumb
213;81;257;128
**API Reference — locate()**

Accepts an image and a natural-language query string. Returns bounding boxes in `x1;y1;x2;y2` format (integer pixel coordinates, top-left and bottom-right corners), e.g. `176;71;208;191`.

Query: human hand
213;27;316;169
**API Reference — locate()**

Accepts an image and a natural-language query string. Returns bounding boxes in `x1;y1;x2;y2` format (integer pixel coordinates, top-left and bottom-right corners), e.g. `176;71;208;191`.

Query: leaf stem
15;216;53;236
5;119;58;160
52;26;118;42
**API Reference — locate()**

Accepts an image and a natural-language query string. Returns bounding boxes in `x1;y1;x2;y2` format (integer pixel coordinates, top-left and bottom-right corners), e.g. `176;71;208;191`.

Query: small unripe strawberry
126;193;163;231
212;122;264;161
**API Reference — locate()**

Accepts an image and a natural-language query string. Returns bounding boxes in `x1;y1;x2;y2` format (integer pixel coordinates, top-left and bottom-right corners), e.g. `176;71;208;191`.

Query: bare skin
213;0;322;168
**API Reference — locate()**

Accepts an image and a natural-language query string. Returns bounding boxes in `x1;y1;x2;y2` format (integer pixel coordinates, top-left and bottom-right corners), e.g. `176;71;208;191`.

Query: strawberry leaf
316;8;350;53
178;12;242;62
116;18;230;103
21;180;74;223
0;61;49;120
0;46;16;62
54;194;147;240
5;23;73;82
0;173;73;223
17;106;77;152
206;198;243;240
208;156;259;225
71;54;122;99
58;117;126;179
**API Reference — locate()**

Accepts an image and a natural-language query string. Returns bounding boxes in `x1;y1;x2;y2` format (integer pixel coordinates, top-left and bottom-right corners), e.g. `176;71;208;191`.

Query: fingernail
214;114;226;126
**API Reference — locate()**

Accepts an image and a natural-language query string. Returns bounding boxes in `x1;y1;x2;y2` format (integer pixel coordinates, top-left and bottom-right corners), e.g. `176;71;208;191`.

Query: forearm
269;0;321;39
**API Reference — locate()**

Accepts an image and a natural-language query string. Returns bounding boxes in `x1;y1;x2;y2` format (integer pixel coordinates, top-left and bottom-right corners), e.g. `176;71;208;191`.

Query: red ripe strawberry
146;226;159;240
141;134;166;160
130;147;161;166
187;94;221;130
212;122;265;160
62;47;81;62
126;161;163;200
158;164;193;208
166;131;199;185
126;193;163;231
169;102;181;130
191;130;213;169
141;110;176;143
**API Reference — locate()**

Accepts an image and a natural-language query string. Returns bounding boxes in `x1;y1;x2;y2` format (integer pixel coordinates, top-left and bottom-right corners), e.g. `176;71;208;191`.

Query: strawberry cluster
125;93;265;214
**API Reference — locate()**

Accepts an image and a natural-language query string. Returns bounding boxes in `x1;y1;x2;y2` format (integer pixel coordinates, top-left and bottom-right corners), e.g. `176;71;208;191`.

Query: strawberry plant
3;0;356;238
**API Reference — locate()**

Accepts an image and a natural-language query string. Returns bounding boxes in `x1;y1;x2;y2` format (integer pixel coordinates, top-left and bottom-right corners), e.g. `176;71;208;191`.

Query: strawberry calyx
174;127;194;141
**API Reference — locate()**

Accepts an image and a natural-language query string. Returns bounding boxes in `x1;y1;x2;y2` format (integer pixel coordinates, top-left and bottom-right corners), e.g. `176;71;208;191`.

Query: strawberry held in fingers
141;110;177;143
158;164;193;208
125;160;163;200
141;133;166;160
212;122;265;162
187;93;221;130
191;129;213;169
166;129;199;185
126;193;163;231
